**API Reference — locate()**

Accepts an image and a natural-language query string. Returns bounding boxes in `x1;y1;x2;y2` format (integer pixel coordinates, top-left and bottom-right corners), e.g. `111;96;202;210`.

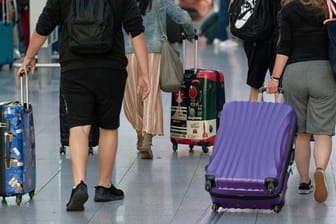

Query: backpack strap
324;0;336;24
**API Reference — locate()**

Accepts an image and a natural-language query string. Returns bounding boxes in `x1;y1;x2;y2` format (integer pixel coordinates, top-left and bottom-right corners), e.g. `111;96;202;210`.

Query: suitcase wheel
60;146;66;155
172;142;178;151
211;203;220;212
89;147;94;155
202;145;209;153
205;180;212;191
29;190;35;199
16;195;22;205
273;204;283;213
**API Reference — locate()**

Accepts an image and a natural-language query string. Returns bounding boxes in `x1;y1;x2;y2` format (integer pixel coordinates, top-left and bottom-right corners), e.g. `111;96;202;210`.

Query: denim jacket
124;0;195;54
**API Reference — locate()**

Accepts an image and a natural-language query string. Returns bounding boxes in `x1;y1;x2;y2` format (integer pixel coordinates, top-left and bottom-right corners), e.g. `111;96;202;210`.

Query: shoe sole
66;191;89;211
299;189;313;194
94;195;124;202
314;171;328;203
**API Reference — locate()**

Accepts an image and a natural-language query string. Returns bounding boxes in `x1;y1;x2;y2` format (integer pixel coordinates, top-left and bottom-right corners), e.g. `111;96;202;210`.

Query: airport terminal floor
1;39;336;224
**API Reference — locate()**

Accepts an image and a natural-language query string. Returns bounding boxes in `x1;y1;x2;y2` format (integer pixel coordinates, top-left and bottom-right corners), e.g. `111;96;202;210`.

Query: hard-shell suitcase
0;73;36;205
59;91;99;155
0;1;14;67
205;88;296;213
170;35;225;153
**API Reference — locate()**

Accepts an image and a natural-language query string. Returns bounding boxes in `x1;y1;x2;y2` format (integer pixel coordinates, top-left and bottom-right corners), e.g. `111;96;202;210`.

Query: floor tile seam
195;204;212;224
168;155;203;224
22;168;62;206
117;157;137;186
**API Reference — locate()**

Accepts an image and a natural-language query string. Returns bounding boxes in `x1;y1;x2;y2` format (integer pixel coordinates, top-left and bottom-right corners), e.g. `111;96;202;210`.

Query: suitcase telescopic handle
257;87;285;103
4;121;11;169
182;32;198;73
19;70;29;110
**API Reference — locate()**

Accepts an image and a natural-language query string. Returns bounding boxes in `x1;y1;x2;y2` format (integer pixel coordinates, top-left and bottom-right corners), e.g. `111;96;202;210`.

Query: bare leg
313;134;331;203
313;134;332;170
69;125;90;186
249;87;259;101
295;132;311;183
98;128;118;188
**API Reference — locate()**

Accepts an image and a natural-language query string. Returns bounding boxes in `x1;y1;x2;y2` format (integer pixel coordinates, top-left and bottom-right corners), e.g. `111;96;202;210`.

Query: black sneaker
298;180;313;194
94;184;124;202
66;181;89;211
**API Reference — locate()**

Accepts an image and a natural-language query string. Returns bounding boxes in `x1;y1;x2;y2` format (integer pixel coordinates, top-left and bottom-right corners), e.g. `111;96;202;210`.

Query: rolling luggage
59;91;99;155
0;0;14;67
205;88;296;213
0;72;36;205
170;35;225;153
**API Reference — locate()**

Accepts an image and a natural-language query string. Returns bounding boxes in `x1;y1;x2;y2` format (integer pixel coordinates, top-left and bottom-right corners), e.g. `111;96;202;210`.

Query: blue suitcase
0;20;14;67
0;74;36;205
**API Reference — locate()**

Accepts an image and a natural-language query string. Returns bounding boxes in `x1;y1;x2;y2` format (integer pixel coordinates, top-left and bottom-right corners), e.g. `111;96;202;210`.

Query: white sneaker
219;39;239;49
13;48;22;59
213;38;221;46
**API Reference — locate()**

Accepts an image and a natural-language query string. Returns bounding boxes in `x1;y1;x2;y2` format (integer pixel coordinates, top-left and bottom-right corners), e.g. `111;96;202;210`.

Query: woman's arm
166;0;195;40
130;33;151;100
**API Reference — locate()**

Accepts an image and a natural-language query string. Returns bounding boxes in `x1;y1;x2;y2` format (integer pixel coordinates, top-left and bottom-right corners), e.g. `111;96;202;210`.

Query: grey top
124;0;195;53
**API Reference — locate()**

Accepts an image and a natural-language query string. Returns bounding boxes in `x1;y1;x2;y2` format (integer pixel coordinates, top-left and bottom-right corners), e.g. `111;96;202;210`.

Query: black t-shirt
36;0;144;73
276;0;328;64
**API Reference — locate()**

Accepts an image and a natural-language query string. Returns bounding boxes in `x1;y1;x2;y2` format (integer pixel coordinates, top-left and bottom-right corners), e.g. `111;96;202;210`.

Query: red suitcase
170;35;225;153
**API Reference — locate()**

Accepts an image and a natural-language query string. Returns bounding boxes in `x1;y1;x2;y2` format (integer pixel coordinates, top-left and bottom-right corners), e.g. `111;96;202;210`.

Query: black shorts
244;40;276;89
61;68;127;129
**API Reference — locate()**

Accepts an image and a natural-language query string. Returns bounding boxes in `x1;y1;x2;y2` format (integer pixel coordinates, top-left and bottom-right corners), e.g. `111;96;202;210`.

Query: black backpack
229;0;273;42
67;0;114;54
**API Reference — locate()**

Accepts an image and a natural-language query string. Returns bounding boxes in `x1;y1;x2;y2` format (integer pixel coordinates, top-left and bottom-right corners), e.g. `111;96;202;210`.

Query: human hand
266;79;279;94
137;73;150;101
183;28;197;42
16;56;36;79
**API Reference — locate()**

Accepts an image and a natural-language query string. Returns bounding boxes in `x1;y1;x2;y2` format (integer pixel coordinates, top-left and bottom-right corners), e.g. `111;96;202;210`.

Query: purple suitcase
205;92;297;213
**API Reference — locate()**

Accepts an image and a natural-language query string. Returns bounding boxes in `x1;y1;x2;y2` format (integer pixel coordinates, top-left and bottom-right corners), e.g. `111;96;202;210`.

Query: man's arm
19;31;48;76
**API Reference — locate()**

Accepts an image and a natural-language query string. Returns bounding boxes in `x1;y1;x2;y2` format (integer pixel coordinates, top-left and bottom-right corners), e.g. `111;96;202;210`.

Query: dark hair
137;0;152;15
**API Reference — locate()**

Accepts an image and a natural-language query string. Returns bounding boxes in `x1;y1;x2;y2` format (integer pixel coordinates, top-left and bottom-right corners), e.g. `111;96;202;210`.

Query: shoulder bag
154;1;184;92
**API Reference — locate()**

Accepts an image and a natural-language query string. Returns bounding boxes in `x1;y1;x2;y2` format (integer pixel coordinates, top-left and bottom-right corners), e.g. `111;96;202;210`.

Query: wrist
271;76;281;81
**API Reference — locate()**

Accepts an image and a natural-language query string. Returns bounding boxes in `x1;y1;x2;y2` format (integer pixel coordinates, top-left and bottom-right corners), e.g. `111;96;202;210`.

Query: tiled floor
0;39;336;224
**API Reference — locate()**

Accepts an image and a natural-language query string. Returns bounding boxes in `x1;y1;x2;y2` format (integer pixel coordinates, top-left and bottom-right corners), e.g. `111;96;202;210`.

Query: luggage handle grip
182;32;198;73
257;87;284;103
19;70;29;110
